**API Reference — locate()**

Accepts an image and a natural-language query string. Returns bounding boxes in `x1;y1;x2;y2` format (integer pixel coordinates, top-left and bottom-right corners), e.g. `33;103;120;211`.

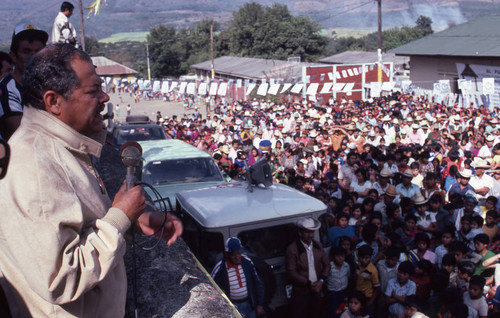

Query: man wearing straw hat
470;158;494;205
286;217;330;318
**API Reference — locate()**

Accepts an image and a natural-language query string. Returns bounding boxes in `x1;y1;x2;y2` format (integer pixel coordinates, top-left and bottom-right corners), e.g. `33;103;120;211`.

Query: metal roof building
91;56;137;77
319;51;407;66
191;56;319;82
389;15;500;90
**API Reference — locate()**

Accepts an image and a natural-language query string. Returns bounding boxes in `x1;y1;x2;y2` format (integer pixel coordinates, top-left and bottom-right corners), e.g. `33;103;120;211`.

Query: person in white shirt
51;2;78;48
470;159;494;205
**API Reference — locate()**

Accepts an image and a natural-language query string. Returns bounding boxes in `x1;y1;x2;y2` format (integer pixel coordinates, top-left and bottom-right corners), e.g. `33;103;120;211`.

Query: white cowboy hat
296;217;321;231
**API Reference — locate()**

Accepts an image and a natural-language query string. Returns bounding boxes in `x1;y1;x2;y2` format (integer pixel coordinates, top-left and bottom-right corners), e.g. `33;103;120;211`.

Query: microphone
120;141;143;190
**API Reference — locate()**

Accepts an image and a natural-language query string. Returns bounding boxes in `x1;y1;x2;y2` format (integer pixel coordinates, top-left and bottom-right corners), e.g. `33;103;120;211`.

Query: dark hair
22;44;90;110
404;213;418;223
386;246;400;258
448;241;468;254
417;259;433;274
473;233;489;245
472;215;484;227
457;261;475;276
487;209;498;219
0;51;12;67
442;253;456;267
357;244;373;257
405;295;422;310
61;1;75;12
469;275;486;289
415;232;430;247
11;31;47;55
347;290;367;312
398;261;415;275
330;246;347;258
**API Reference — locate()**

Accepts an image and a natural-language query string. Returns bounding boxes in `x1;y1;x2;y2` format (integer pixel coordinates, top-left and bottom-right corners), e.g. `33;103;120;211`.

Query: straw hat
384;185;397;197
412;193;428;205
296;217;321;231
472;158;490;169
458;168;472;179
379;167;393;177
401;169;413;178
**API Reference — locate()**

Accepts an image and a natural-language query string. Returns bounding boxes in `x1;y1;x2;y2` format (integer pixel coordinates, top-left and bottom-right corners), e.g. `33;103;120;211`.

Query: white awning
280;83;292;93
209;82;218;95
343;82;355;92
333;83;345;91
320;83;333;94
257;83;269;96
160;81;169;93
186;82;196;95
178;82;187;94
381;82;396;91
169;81;178;92
290;83;303;94
152;80;161;92
218;82;228;96
198;82;207;95
306;83;319;95
268;83;280;95
246;83;256;95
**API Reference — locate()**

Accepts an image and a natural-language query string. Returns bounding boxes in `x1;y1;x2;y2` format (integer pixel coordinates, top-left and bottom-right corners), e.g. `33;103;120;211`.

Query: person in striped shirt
211;237;265;318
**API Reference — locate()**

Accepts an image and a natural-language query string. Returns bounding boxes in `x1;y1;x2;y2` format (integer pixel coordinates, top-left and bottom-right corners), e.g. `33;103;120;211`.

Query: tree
416;15;433;36
84;36;100;56
221;3;326;61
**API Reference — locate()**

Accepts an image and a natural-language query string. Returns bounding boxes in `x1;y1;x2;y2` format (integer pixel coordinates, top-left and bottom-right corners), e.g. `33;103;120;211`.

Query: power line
316;1;375;22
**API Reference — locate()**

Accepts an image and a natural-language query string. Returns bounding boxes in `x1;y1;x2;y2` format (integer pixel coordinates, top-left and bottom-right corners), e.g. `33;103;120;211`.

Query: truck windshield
238;223;297;259
143;158;223;184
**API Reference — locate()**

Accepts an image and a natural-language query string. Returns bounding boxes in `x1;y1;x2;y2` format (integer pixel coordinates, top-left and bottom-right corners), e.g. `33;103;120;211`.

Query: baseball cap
11;24;48;52
225;237;244;253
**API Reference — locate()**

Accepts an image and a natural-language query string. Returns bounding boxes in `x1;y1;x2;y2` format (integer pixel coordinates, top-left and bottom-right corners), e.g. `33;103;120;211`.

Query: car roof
139;139;213;162
176;182;327;228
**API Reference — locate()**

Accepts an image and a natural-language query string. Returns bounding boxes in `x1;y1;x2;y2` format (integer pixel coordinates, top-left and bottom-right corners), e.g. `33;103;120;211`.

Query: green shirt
474;250;495;276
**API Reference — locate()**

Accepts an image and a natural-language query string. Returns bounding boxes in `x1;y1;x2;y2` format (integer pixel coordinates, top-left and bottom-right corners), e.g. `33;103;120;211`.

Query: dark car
110;115;168;150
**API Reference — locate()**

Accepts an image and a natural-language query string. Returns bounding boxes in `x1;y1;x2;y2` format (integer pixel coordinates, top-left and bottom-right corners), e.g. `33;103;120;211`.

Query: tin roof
319;51;407;66
390;15;500;57
191;56;320;80
176;182;327;228
91;56;137;76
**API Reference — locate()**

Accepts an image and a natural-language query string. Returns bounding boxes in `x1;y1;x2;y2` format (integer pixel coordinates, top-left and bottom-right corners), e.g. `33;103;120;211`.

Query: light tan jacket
0;107;131;317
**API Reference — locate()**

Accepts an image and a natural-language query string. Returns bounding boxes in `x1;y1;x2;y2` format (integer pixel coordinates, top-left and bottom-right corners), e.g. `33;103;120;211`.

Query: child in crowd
340;291;369;318
326;246;352;318
349;204;363;227
463;275;488;318
408;233;436;265
411;260;433;301
355;245;380;315
482;209;499;242
395;214;418;249
441;253;458;287
473;233;495;276
328;213;356;246
377;246;401;294
385;261;417;318
403;295;427;318
435;228;455;268
457;260;476;292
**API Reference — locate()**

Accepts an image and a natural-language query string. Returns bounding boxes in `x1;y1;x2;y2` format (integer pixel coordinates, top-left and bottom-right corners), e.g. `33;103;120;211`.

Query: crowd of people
153;96;500;317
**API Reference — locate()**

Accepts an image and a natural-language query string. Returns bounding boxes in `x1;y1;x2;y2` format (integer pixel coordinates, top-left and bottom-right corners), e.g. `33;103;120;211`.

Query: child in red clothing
411;260;432;301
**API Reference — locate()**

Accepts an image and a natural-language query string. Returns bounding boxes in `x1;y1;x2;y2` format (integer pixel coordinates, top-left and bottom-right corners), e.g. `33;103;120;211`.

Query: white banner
209;82;218;95
178;82;187;94
306;83;319;95
268;84;280;95
257;83;269;96
186;82;196;95
280;83;292;93
320;83;333;94
483;78;495;95
198;82;207;95
290;83;303;94
152;80;161;92
160;81;169;93
246;83;256;95
169;81;178;92
218;82;228;96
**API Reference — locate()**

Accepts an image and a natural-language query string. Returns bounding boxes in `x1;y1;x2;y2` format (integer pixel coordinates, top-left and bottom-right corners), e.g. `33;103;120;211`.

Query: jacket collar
22;107;105;158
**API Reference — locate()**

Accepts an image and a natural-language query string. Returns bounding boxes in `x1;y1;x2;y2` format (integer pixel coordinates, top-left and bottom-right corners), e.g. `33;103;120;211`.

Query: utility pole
78;0;86;51
210;24;214;80
146;43;151;81
377;0;382;82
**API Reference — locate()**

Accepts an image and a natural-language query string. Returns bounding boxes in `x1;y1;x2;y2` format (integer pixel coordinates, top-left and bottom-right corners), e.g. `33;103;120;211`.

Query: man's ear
43;90;63;116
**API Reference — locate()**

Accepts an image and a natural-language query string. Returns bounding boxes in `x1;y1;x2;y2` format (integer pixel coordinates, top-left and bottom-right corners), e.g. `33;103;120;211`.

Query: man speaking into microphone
0;43;182;317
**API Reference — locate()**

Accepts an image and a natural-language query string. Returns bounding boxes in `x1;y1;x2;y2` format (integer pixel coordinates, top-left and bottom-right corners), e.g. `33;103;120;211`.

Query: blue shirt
385;278;416;316
328;226;356;246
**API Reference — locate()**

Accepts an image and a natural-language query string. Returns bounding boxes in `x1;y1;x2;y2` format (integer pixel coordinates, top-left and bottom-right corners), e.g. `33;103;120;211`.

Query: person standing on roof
51;2;79;48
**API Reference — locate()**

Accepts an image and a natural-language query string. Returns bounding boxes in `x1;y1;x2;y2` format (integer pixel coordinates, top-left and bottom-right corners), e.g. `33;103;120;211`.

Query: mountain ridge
0;0;498;45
